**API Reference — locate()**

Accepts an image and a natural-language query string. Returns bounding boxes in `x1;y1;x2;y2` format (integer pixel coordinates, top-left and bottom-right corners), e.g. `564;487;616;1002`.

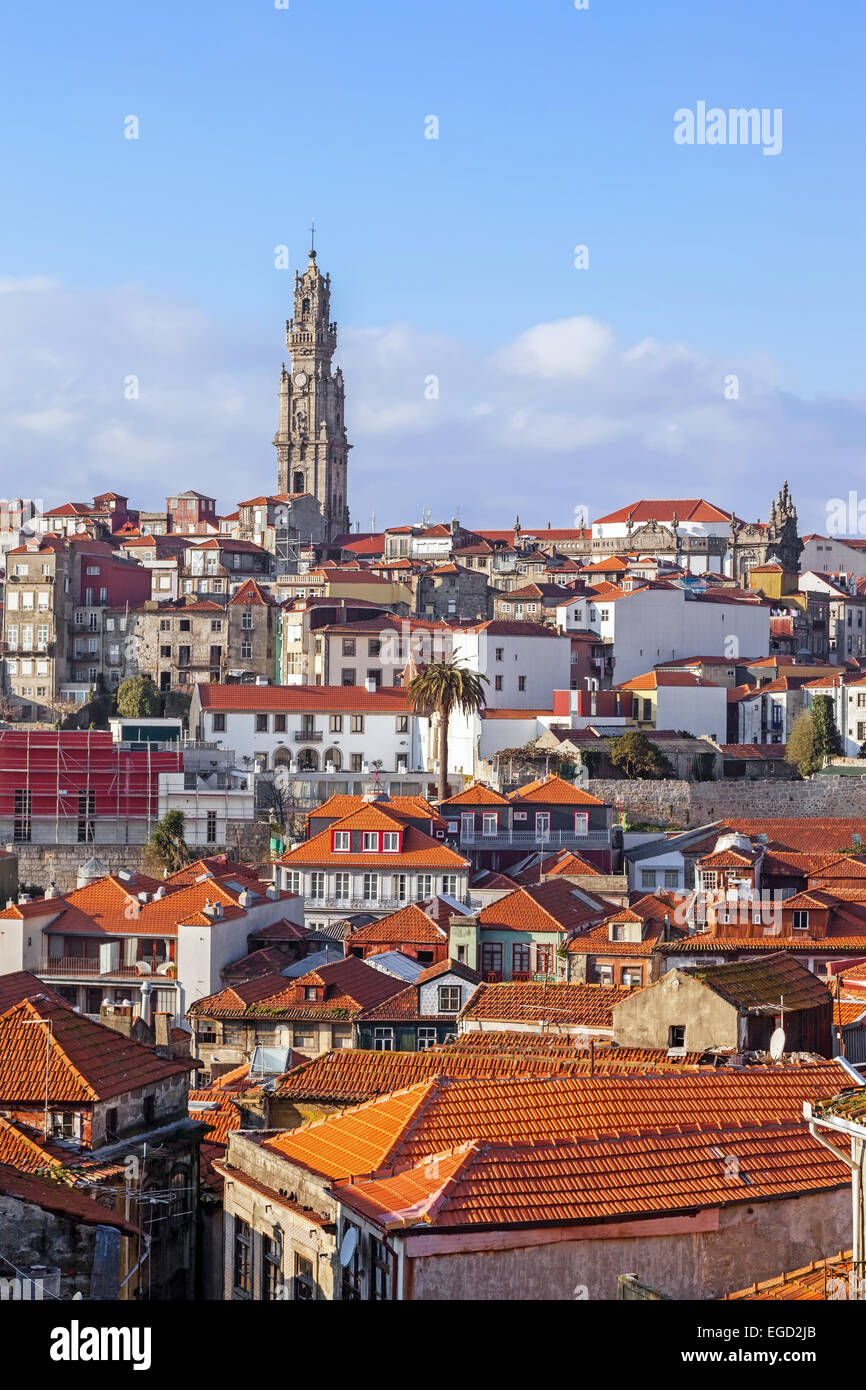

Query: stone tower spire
274;238;351;538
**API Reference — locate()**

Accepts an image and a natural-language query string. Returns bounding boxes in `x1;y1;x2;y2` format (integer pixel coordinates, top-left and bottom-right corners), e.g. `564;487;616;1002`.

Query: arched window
301;297;310;316
273;746;291;772
323;747;342;771
293;471;305;494
297;747;318;771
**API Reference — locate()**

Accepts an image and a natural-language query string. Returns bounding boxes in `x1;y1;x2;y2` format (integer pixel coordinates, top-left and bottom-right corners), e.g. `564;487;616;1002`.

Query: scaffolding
0;729;183;846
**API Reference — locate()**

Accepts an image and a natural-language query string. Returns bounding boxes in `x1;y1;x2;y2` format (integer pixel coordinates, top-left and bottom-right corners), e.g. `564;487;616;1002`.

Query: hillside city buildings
3;242;866;1309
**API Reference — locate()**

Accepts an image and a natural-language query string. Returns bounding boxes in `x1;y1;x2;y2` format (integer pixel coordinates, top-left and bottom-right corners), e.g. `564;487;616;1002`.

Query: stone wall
585;777;866;828
8;818;272;894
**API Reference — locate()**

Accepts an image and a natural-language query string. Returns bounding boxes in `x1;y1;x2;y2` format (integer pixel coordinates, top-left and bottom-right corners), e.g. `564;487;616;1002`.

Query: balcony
308;895;478;913
458;829;609;847
294;730;323;742
39;956;176;979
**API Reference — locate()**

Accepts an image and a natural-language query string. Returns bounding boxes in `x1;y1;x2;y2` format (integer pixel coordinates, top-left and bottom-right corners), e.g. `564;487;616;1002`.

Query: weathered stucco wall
612;972;739;1053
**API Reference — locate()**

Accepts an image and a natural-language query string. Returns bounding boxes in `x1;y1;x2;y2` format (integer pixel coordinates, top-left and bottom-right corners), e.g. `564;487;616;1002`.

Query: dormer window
382;832;399;852
304;986;319;1000
334;831;350;851
792;910;810;931
362;832;379;852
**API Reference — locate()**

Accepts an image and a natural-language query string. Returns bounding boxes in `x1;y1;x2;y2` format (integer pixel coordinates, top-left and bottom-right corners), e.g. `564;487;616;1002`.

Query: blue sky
0;0;863;529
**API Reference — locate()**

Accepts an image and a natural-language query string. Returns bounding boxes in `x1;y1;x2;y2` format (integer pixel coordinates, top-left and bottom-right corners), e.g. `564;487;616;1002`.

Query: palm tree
407;657;488;801
147;809;191;874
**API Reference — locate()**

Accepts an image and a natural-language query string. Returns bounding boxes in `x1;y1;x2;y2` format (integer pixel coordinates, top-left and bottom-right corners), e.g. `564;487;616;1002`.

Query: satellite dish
339;1226;358;1267
769;1026;786;1061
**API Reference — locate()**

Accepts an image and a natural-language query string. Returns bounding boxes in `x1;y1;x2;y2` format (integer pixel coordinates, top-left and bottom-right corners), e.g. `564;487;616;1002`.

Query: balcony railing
39;956;175;979
458;829;609;847
294;730;323;742
308;894;478;913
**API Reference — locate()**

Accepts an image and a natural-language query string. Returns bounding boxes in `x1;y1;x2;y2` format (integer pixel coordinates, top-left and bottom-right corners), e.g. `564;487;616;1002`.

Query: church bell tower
274;232;351;538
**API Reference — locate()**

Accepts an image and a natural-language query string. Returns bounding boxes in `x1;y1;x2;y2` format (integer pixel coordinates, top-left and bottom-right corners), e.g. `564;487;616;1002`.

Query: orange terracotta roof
0;997;191;1103
726;1251;853;1301
461;981;630;1028
346;903;447;946
0;1116;61;1174
438;783;511;808
507;774;604;806
197;684;411;713
0;1162;140;1235
477;881;606;935
277;820;469;871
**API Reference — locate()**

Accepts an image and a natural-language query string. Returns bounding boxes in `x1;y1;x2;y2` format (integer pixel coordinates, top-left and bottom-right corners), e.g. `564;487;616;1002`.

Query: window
285;870;302;895
334;872;351;901
595;964;614;985
241;609;253;630
664;870;679;889
341;669;356;686
330;714;343;733
334;831;350;851
206;810;217;843
373;1026;394;1051
698;871;717;891
668;1025;686;1049
417;874;433;898
442;874;459;896
641;870;657;889
574;812;588;835
233;1220;252;1296
495;647;504;661
481;942;502;978
438;985;461;1012
160;619;171;632
482;813;498;837
518;675;526;691
350;753;363;772
368;639;381;657
792;910;810;931
309;872;326;900
241;640;253;660
395;715;409;733
512;943;531;975
294;1253;315;1301
342;637;356;656
294;1029;315;1048
351;714;364;733
536;944;553;976
622;968;642;988
211;619;222;632
393;873;408;902
264;1231;283;1301
417;1027;438;1051
382;832;399;852
213;713;226;732
332;1025;352;1048
494;674;503;691
362;831;379;852
363;873;379;902
255;713;268;732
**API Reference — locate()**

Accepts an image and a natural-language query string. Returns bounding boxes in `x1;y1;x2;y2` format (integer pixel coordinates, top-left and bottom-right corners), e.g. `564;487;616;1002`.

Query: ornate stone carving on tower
274;236;351;539
729;481;803;585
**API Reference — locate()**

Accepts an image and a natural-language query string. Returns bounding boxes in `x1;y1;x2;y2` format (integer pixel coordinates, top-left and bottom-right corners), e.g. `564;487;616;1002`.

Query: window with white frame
417;1027;438;1050
418;874;433;898
574;812;589;835
437;985;461;1012
362;832;379;852
334;831;350;851
641;870;657;889
442;874;459;897
382;832;399;852
482;813;498;836
393;874;408;901
363;873;379;902
334;872;350;901
373;1026;394;1052
309;872;325;900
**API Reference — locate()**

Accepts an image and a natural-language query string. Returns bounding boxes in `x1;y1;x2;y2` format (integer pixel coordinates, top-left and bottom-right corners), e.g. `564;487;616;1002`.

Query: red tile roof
460;981;631;1028
0;997;191;1103
197;684;412;713
726;1250;853;1301
477;881;606;935
0;1162;140;1234
507;774;604;806
593;500;733;526
437;783;511;808
346;903;447;946
278;817;469;871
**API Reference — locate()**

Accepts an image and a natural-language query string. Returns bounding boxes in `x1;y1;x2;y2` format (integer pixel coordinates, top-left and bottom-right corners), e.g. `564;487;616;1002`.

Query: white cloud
0;276;862;531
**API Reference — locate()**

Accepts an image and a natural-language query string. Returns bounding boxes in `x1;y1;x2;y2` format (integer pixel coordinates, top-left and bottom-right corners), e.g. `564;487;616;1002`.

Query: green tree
811;693;843;763
407;657;488;801
608;730;674;780
116;675;161;719
145;810;190;875
785;711;821;776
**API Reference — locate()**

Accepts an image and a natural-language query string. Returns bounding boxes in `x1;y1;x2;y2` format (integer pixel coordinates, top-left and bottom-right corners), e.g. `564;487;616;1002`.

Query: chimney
266;885;280;901
663;912;671;942
365;676;376;694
